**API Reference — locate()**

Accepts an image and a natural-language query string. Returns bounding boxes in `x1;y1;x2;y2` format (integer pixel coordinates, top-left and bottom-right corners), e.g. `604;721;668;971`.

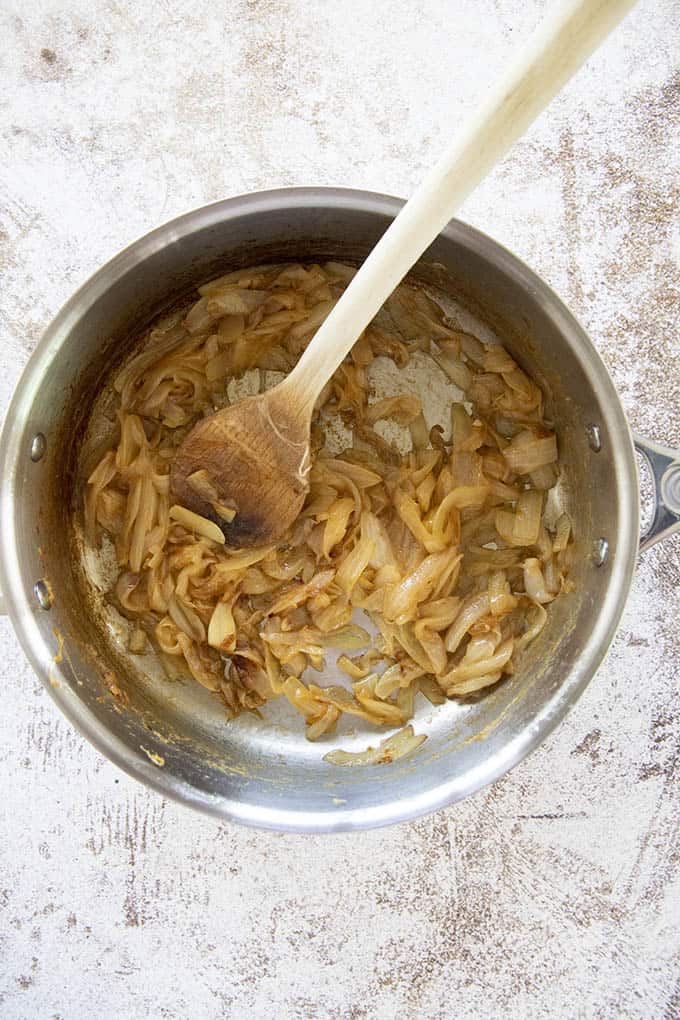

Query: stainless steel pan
1;188;678;832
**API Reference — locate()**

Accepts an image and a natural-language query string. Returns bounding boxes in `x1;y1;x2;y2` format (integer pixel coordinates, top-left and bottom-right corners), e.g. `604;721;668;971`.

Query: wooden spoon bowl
170;385;312;547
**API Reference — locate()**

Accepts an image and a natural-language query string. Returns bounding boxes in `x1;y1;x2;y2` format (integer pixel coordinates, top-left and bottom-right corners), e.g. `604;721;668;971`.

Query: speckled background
1;2;678;1018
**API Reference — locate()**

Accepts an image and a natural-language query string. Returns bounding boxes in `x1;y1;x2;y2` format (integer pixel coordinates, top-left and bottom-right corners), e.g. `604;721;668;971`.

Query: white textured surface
1;2;679;1018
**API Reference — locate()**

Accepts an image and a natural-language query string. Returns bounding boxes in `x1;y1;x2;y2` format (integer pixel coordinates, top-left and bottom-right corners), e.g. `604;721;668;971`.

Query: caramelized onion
84;263;572;747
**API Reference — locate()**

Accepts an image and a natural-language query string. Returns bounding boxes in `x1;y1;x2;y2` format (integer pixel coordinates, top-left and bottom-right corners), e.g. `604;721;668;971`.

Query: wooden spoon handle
285;0;636;410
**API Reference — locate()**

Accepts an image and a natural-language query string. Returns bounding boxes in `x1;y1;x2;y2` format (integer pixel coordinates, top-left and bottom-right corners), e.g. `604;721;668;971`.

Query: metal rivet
34;580;52;610
586;424;601;453
661;464;680;516
593;538;609;567
30;433;46;462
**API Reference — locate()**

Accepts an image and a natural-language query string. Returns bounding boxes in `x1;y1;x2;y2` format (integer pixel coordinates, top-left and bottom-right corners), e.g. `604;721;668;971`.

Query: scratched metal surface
1;1;678;1018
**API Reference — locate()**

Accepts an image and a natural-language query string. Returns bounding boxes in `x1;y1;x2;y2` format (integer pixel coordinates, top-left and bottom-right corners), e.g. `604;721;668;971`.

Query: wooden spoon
171;0;636;548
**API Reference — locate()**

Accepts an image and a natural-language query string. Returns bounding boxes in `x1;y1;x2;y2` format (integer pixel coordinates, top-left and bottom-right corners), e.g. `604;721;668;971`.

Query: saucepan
0;188;678;832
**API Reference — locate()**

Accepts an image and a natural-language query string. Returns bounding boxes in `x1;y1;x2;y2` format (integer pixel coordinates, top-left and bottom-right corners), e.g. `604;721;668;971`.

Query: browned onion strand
84;262;573;750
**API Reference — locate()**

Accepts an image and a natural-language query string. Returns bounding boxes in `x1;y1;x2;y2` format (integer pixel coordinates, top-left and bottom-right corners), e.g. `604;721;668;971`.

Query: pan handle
635;435;680;552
